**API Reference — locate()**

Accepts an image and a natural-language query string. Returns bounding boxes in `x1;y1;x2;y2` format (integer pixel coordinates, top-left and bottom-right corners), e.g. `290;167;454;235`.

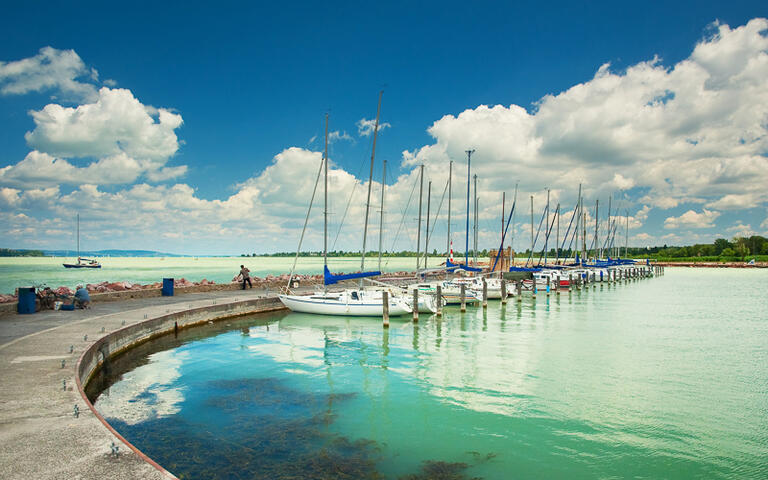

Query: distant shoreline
651;261;767;268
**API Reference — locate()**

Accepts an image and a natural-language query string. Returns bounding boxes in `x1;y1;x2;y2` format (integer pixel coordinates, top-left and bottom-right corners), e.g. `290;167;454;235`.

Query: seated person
73;285;91;309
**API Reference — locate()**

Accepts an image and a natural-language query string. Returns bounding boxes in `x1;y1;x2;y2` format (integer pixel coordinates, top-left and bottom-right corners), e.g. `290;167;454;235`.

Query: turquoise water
0;256;433;294
92;268;768;479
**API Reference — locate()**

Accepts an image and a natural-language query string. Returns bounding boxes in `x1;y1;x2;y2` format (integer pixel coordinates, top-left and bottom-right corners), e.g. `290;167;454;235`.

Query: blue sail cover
446;259;482;272
323;265;381;285
509;266;541;272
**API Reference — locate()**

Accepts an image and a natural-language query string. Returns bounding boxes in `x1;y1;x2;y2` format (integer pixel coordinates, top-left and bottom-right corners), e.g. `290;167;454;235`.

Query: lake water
0;256;435;294
91;268;767;479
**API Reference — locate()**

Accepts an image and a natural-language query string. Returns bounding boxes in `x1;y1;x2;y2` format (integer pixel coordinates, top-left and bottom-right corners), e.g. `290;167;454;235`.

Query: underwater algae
107;376;483;479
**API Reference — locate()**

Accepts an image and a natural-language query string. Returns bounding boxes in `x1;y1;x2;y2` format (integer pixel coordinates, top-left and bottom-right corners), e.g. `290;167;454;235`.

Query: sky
1;1;767;255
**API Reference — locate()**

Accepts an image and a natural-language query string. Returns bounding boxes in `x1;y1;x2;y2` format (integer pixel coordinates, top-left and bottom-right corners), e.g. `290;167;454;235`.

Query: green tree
733;237;749;260
720;247;736;257
713;238;731;255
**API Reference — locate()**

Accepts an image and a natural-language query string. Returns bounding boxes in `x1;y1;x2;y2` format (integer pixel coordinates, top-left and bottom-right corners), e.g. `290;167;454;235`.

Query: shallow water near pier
92;268;768;479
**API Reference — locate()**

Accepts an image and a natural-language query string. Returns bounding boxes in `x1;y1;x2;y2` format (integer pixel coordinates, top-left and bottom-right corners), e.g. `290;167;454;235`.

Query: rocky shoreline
0;271;420;305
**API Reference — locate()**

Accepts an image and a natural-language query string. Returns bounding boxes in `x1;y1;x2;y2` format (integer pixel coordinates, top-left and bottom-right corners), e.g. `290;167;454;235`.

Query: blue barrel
18;287;36;314
162;278;174;296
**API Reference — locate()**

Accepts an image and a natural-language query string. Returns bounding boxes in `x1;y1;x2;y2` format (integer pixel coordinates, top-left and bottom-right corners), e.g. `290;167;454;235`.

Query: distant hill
42;249;185;257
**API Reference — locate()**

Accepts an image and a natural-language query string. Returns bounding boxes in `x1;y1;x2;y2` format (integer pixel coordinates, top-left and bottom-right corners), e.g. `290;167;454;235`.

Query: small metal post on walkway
382;291;389;328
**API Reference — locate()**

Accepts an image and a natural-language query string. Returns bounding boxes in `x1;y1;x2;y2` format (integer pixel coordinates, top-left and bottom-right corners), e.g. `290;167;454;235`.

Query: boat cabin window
351;291;359;300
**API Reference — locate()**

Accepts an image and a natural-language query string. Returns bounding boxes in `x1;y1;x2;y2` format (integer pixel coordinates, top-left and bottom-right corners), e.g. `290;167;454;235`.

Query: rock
0;294;17;304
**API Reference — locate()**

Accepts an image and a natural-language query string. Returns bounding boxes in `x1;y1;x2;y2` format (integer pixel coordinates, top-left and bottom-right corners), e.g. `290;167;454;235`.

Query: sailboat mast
425;181;431;269
473;174;478;266
594;199;599;260
446;160;452;258
545;188;550;265
360;90;382;275
530;195;534;261
76;213;80;259
501;191;505;270
575;186;580;261
465;149;474;266
378;159;386;271
583;210;587;261
605;195;612;255
511;183;518;265
323;114;329;271
416;164;424;270
556;202;560;263
625;209;629;258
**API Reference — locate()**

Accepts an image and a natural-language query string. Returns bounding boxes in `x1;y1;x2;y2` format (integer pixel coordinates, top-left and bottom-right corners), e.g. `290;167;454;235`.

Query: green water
0;256;432;294
92;268;768;479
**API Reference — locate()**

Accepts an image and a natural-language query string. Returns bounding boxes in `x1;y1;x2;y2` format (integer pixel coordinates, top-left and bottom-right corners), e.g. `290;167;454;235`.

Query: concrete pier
0;288;286;480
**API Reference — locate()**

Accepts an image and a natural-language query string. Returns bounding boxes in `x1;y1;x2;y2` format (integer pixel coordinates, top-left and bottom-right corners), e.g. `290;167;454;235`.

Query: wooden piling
482;279;488;308
555;276;560;295
436;285;443;316
516;280;522;302
501;279;507;305
382;291;389;328
568;273;573;293
412;288;419;322
460;284;467;312
546;276;551;296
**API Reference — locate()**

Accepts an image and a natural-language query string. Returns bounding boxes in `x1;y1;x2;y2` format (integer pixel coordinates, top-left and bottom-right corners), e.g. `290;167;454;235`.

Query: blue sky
1;1;767;255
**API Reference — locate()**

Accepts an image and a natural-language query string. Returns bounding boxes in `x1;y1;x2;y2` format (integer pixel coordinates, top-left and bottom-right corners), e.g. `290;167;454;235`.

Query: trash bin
18;287;36;314
162;278;174;296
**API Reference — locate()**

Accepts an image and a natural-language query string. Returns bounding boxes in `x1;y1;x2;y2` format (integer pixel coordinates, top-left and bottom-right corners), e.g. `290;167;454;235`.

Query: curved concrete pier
0;289;286;479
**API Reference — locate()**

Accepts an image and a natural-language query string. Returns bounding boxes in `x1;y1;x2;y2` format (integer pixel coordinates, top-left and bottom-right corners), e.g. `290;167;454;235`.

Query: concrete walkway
0;287;283;479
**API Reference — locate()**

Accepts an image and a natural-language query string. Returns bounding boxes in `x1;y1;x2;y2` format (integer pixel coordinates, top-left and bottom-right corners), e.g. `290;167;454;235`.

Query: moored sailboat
62;214;101;269
279;110;411;317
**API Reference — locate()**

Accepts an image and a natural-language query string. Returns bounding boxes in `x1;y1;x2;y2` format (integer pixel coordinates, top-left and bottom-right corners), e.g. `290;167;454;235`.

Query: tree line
0;248;45;257
243;236;768;261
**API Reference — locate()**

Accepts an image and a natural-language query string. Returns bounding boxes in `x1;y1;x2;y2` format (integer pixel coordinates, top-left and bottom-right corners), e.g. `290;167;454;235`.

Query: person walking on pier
240;265;252;289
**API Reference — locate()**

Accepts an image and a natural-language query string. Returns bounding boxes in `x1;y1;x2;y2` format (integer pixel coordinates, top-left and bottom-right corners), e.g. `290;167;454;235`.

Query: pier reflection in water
92;268;768;479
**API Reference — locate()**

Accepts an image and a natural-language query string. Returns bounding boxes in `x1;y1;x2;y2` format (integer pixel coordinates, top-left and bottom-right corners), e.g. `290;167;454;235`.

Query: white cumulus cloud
0;46;98;101
0;86;185;188
404;18;768;213
664;209;720;229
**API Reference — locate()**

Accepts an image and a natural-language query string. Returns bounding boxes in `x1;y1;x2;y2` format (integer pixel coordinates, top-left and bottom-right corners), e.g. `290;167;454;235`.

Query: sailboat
63;214;101;269
279;111;411;317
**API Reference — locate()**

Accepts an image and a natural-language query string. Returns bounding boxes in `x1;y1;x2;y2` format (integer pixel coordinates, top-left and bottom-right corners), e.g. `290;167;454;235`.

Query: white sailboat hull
279;293;411;316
